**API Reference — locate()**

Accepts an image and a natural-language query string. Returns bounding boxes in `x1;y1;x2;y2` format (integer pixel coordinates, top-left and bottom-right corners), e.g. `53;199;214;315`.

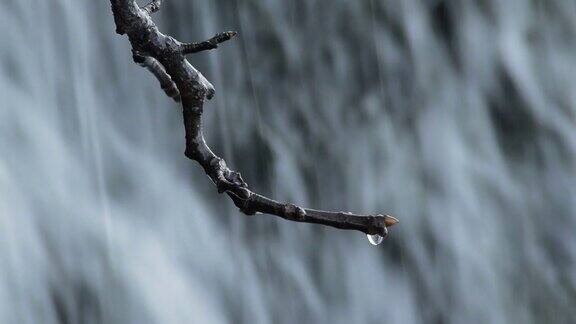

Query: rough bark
109;0;399;238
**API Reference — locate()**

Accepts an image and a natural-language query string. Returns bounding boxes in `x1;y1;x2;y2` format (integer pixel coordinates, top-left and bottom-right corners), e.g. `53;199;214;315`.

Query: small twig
109;0;399;238
181;31;238;54
133;51;180;101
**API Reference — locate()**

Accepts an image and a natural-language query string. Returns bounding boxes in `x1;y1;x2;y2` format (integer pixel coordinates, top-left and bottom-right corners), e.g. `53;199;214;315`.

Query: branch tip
384;215;399;228
181;31;239;54
219;31;238;41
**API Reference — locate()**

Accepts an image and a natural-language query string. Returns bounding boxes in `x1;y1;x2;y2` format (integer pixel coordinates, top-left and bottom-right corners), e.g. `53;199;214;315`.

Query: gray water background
1;0;575;323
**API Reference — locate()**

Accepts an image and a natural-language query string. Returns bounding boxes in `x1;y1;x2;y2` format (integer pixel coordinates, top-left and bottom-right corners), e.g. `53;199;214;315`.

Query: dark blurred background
1;0;575;323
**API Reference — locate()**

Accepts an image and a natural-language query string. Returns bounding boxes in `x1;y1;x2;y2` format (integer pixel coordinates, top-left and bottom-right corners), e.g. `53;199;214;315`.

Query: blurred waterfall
1;0;575;323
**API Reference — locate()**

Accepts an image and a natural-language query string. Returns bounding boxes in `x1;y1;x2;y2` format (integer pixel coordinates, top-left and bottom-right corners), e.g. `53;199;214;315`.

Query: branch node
285;204;307;220
210;158;250;199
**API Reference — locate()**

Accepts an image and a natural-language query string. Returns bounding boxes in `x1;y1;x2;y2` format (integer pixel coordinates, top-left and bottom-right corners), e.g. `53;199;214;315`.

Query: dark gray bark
109;0;399;238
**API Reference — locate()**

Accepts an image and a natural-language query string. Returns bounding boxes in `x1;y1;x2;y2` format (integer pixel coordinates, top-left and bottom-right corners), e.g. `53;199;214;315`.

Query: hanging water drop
367;234;383;245
367;227;388;246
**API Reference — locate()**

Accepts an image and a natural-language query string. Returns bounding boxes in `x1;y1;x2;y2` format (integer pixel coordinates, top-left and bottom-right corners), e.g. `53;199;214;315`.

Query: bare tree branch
109;0;399;238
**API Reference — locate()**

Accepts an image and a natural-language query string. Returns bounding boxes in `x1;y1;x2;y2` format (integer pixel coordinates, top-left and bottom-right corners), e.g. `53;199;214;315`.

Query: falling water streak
64;3;116;321
200;2;234;164
85;102;116;324
236;2;265;138
203;2;245;281
369;0;387;104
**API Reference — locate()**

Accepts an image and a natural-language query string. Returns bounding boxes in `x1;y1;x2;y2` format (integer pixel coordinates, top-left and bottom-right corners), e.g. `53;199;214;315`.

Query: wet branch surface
109;0;399;238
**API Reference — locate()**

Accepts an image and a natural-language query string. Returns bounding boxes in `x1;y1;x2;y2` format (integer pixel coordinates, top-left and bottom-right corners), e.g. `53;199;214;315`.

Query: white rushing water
1;0;575;323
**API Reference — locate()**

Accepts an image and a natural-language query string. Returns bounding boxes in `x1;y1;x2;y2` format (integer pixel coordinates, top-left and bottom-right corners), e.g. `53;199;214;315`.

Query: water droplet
367;234;383;245
367;227;388;246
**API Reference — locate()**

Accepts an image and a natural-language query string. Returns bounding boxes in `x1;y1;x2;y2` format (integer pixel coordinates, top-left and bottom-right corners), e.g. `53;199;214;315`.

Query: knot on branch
284;204;307;220
210;158;250;199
